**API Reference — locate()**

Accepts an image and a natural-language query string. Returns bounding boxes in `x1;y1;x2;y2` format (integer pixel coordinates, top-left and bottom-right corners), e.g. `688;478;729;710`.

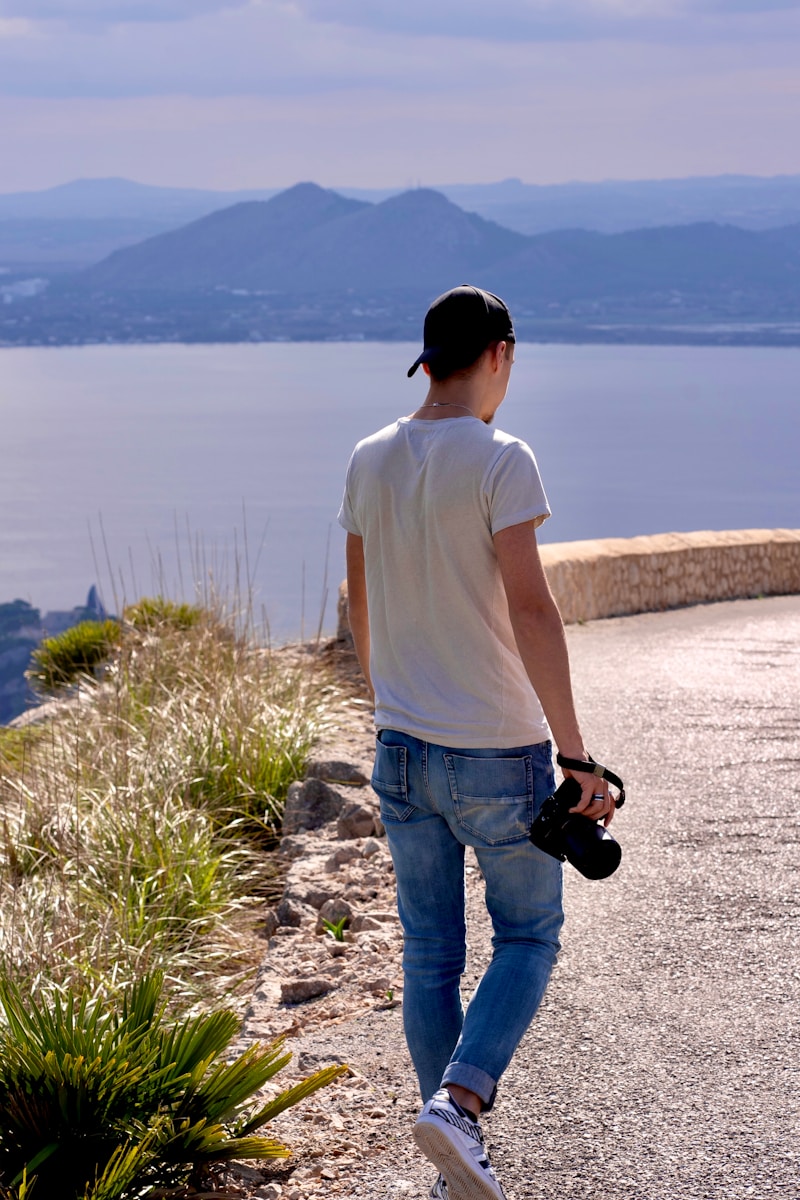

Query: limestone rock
276;897;317;928
279;833;314;859
316;897;353;934
306;758;370;787
350;914;382;933
263;908;279;939
244;961;283;1014
282;778;345;834
293;882;338;910
362;975;393;995
325;844;362;872
280;976;337;1004
337;800;378;840
297;1051;349;1071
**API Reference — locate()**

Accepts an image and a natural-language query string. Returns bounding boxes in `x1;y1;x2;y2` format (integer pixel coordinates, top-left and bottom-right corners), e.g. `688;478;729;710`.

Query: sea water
1;342;798;638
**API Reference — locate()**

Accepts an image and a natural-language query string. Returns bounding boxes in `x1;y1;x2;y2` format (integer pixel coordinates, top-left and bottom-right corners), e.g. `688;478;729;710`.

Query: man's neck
413;381;485;422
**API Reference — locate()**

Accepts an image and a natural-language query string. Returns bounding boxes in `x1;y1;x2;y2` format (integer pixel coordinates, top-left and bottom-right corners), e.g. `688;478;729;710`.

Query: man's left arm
494;519;615;824
345;532;374;703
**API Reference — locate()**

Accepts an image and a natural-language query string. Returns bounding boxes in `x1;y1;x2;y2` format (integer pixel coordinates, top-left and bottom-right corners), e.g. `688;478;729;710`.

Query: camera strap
555;753;626;808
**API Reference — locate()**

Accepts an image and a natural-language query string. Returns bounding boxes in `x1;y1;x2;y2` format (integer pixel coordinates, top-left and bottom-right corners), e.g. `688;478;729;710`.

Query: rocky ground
218;596;800;1200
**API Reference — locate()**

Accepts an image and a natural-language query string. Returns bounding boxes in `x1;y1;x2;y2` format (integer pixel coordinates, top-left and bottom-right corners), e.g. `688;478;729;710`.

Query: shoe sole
414;1120;504;1200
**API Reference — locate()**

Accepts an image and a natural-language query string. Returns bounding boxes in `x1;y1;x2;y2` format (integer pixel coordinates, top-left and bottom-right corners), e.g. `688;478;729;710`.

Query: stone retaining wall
539;529;800;623
338;529;800;635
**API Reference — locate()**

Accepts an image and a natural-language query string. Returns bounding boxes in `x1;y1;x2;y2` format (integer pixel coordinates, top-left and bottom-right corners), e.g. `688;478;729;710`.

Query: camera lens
562;816;622;880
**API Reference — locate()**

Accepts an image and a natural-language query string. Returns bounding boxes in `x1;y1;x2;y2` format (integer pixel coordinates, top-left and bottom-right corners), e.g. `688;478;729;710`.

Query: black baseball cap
407;284;515;378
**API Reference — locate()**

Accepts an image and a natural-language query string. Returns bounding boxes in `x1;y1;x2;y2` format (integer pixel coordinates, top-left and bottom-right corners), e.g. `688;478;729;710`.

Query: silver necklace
421;402;476;416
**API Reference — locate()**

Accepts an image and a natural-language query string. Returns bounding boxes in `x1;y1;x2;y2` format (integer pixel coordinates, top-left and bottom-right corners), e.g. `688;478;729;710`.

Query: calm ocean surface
2;342;798;638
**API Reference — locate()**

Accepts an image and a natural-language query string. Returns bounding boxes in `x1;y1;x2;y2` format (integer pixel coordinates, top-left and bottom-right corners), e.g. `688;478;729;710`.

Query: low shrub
123;597;204;632
27;620;121;693
0;971;347;1200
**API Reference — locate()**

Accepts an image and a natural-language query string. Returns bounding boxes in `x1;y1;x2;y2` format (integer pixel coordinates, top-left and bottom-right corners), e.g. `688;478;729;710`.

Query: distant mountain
0;217;177;268
481;221;800;304
4;173;800;270
3;172;800;243
0;177;278;222
6;184;800;348
75;185;527;294
0;177;280;267
284;190;527;292
70;187;800;307
434;174;800;236
79;183;369;291
0;590;107;725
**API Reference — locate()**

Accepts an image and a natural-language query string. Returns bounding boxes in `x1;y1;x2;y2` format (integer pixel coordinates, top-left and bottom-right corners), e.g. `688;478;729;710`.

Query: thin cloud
0;0;798;102
0;3;416;98
295;0;800;41
0;0;247;22
0;17;32;34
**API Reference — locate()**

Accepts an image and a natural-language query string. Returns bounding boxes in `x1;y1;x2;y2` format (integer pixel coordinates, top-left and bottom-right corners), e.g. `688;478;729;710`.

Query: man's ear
493;341;507;371
422;362;432;377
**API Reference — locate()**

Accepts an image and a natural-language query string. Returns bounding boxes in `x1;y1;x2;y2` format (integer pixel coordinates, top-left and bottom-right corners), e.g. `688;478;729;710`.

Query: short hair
427;338;514;383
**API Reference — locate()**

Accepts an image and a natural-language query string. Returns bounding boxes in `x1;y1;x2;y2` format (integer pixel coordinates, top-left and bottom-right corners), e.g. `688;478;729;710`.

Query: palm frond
0;972;343;1199
235;1064;349;1134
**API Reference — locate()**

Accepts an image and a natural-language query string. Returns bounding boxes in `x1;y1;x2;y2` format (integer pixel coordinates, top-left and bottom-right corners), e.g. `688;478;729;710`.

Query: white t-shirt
338;416;551;748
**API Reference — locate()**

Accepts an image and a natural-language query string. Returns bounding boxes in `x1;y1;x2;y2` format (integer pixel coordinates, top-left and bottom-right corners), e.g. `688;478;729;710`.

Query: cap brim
407;348;438;378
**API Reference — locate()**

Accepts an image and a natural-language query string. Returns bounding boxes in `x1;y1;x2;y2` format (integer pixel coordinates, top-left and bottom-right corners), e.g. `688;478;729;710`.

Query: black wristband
555;753;626;808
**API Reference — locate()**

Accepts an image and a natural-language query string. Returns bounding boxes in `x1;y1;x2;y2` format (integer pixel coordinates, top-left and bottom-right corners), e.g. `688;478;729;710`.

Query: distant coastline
3;179;800;350
0;589;107;724
3;320;800;352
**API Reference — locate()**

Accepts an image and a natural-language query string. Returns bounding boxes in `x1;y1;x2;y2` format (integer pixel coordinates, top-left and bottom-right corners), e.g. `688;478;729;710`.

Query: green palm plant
0;972;346;1200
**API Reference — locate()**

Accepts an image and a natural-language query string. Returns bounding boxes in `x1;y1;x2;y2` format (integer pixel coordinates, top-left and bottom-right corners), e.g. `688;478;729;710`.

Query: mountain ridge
3;171;800;247
80;183;368;290
6;183;800;348
67;185;800;306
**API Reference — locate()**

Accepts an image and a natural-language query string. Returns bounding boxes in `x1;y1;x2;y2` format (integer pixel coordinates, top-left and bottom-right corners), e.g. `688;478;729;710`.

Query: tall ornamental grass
0;601;333;1008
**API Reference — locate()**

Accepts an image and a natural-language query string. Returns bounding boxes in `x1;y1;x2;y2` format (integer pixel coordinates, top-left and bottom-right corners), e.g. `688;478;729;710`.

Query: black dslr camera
529;756;626;880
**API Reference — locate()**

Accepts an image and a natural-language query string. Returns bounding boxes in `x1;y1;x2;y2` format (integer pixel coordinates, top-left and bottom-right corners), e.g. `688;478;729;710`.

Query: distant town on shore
2;173;800;348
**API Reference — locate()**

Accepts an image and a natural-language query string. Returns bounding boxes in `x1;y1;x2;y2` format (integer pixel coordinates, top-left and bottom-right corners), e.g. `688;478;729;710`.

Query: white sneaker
413;1089;506;1200
429;1175;449;1199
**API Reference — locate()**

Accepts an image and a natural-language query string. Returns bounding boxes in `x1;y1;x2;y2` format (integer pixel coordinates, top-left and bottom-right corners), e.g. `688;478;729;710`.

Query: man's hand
561;761;616;827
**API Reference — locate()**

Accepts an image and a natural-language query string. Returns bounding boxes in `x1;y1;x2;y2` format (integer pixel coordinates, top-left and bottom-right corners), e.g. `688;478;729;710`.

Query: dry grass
0;605;336;1011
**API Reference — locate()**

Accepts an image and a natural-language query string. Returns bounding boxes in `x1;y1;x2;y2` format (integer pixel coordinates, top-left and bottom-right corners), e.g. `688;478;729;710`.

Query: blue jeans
371;730;564;1111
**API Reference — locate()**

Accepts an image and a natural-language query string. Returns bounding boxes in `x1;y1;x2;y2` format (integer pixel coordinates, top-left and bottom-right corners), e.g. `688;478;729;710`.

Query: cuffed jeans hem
440;1061;498;1112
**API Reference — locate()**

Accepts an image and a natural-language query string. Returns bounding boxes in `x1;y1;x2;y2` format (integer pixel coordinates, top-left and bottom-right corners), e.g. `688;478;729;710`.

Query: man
338;285;615;1200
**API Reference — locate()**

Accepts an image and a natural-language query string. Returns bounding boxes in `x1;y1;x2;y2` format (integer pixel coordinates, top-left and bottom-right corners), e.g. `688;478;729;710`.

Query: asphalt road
288;596;800;1200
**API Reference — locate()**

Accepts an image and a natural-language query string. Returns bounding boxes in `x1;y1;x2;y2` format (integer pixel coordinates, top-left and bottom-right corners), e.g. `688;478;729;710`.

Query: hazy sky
1;0;799;192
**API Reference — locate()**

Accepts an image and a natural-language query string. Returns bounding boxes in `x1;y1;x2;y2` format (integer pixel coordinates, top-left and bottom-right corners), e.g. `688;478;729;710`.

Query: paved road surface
288;596;800;1200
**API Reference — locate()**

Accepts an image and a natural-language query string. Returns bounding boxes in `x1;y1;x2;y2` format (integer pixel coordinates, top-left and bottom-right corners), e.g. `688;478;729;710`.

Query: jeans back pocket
444;753;533;845
371;739;414;823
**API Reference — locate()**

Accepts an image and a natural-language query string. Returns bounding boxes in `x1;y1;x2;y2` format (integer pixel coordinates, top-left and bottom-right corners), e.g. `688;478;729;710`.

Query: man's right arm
493;519;614;823
345;532;374;704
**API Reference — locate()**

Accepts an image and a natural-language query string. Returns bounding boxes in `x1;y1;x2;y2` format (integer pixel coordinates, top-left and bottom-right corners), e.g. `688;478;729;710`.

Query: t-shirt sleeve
337;451;362;536
486;440;551;535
